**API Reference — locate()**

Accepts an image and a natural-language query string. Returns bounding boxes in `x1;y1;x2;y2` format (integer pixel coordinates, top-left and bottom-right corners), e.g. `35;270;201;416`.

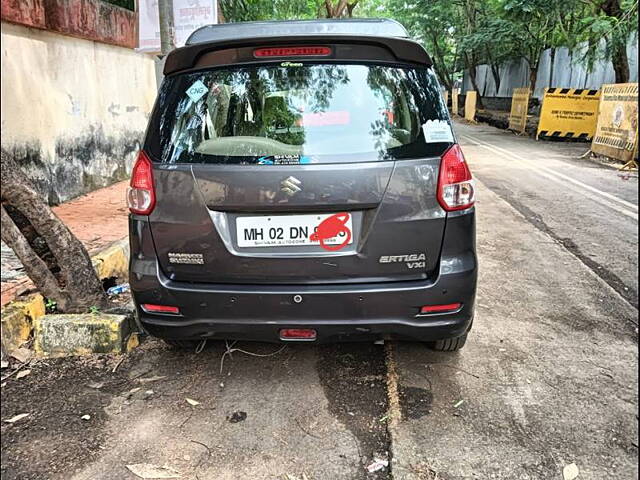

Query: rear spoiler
163;35;433;76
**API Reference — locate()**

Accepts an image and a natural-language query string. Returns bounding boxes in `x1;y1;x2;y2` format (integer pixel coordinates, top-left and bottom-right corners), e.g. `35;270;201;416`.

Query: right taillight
437;144;475;211
127;151;155;215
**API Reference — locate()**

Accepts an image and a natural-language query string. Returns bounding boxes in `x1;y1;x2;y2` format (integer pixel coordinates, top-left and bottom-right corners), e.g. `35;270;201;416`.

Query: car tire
430;332;468;352
163;339;203;351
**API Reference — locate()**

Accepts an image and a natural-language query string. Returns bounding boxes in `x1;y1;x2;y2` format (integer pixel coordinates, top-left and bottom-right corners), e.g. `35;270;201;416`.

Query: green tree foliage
103;0;135;11
219;0;364;21
574;0;638;82
218;0;637;86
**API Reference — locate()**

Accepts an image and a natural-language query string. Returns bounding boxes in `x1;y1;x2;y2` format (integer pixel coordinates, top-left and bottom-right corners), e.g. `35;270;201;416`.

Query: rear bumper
129;210;477;343
130;261;477;344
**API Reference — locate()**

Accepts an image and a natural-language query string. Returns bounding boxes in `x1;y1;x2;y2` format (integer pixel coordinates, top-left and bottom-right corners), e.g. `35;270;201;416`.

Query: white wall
1;21;158;203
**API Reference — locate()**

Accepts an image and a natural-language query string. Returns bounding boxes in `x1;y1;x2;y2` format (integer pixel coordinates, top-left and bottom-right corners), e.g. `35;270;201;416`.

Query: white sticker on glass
186;80;208;102
422;120;454;143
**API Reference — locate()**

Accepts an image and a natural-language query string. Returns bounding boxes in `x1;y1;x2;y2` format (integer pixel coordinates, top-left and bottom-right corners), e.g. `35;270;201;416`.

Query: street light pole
158;0;175;55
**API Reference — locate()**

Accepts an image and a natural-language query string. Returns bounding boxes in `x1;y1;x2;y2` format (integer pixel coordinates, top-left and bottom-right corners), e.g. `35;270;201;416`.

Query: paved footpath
1;181;129;306
1;122;637;480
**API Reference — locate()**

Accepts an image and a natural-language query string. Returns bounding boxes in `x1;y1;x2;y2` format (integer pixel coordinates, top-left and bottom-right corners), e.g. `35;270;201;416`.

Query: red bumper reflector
254;46;331;57
142;304;180;314
280;328;317;340
420;303;462;314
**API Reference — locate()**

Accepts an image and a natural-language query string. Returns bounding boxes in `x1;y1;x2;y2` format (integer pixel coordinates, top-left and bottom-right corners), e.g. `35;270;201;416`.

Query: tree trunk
430;32;453;90
322;0;358;18
611;44;630;83
486;50;501;94
600;0;630;83
529;64;538;93
461;0;483;109
465;54;484;109
549;48;556;87
0;151;108;313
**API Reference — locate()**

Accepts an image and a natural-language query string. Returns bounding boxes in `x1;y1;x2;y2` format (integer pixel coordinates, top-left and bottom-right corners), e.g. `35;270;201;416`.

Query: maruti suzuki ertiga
128;19;477;351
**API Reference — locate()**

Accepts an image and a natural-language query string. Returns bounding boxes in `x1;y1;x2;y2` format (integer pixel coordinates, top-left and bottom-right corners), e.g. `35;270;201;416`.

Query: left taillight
437;144;475;212
127;151;155;215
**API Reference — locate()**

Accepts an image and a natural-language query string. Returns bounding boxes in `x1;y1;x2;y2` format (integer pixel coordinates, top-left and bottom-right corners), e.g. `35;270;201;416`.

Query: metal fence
463;34;638;99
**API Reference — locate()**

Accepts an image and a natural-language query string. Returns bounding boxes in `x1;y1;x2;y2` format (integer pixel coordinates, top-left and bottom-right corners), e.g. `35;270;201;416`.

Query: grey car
127;19;477;351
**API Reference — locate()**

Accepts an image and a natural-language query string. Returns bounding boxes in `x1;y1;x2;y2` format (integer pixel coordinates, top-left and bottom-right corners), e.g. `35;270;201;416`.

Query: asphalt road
457;121;639;308
1;121;638;480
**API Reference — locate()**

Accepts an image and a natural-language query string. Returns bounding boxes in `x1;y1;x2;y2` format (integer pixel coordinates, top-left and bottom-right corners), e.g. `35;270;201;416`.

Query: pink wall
1;0;137;48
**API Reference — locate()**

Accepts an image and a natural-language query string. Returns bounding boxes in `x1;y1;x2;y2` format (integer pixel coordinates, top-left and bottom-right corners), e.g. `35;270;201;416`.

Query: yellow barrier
464;91;477;122
592;83;638;167
537;88;600;139
508;88;531;134
451;88;459;117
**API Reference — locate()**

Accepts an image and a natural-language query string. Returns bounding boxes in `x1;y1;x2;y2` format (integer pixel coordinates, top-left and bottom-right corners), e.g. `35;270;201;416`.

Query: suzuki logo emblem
281;176;302;196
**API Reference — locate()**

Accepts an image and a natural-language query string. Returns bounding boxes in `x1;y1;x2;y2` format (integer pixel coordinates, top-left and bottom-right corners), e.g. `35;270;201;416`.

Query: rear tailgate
149;158;445;284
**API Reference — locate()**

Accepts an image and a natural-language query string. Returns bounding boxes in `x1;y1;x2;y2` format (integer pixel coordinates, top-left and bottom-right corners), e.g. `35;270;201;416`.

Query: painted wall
1;0;137;49
1;21;157;203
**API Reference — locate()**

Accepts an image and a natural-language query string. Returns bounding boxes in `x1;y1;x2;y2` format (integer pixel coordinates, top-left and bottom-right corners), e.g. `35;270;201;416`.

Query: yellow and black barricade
451;88;459;116
537;88;600;140
465;91;477;123
508;88;531;134
591;83;638;168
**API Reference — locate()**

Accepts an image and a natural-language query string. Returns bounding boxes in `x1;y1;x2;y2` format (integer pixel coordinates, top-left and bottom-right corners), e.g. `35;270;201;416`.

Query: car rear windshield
147;63;452;165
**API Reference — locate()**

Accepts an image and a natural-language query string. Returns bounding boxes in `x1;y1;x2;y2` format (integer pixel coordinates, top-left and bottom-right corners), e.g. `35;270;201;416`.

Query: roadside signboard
451;88;459;116
591;83;638;164
508;88;530;134
537;88;600;140
138;0;218;53
464;91;477;122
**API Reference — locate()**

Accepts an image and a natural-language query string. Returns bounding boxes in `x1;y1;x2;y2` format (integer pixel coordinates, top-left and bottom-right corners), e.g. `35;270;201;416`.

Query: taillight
127;151;155;215
437;145;475;211
141;304;180;314
419;303;462;314
280;328;317;340
253;46;332;57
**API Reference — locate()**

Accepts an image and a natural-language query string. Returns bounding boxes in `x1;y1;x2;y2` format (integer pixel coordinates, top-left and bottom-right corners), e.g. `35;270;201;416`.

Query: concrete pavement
390;180;638;479
1;121;637;480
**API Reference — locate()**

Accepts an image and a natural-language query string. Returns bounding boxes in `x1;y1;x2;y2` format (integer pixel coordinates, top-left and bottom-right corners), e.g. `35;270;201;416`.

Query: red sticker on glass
309;213;352;251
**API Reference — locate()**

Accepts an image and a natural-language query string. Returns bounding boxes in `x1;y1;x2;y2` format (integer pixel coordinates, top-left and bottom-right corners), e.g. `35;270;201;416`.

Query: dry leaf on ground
10;348;31;364
125;463;182;479
5;413;29;423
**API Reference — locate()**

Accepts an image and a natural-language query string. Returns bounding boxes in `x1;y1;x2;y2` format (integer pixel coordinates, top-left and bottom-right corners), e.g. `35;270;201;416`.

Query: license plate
236;213;353;248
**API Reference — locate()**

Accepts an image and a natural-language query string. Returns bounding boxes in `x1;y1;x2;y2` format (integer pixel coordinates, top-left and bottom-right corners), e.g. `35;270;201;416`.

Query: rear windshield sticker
186;80;208;103
258;155;312;165
422;120;454;143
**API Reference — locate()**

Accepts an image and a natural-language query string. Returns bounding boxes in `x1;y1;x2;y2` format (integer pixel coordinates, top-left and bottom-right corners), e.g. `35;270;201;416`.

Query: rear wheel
163;339;203;351
430;332;467;352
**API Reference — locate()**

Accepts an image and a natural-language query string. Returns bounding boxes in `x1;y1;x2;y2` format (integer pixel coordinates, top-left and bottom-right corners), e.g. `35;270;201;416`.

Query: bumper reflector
419;303;462;314
142;304;180;314
280;328;317;340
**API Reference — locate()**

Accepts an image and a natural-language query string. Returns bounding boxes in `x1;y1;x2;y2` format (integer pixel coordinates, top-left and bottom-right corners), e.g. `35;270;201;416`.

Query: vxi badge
378;253;427;269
